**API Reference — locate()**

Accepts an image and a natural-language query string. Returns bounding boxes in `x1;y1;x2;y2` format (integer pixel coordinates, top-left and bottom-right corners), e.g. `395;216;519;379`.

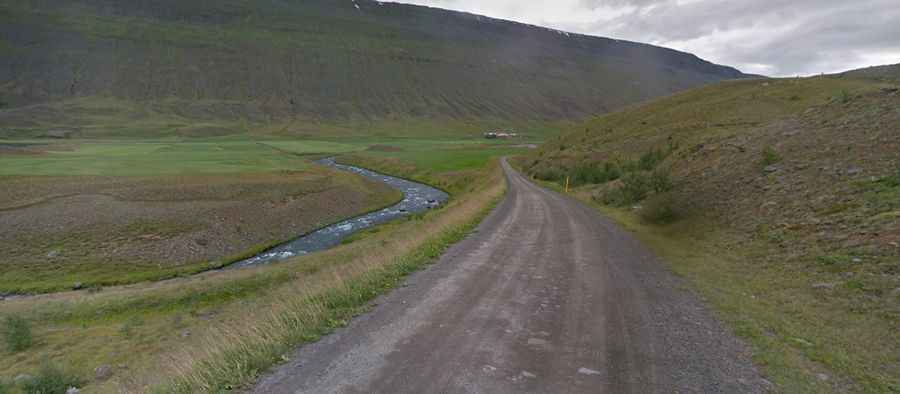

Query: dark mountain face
0;0;749;124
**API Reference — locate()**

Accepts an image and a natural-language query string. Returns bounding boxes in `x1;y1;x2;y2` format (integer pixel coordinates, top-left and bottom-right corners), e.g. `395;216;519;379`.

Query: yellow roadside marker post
565;176;570;193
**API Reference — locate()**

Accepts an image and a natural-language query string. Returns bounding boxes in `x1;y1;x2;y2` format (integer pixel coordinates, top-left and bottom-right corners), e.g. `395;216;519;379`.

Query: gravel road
251;159;768;394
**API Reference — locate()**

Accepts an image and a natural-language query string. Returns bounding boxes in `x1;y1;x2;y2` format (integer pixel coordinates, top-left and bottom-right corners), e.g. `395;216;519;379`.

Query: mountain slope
842;63;900;82
520;66;900;392
0;0;747;137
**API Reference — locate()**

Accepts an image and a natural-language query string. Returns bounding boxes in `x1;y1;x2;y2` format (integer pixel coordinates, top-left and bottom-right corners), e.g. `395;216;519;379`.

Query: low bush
571;161;621;186
0;379;9;394
531;165;564;183
3;315;32;352
638;147;667;171
760;147;782;166
619;172;652;203
640;194;680;224
599;168;675;207
881;170;900;188
21;362;82;394
600;172;651;206
837;89;852;103
649;169;674;193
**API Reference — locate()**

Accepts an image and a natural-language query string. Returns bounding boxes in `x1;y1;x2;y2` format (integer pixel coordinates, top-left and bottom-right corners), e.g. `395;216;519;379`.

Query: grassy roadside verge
516;74;900;393
0;154;403;294
0;154;505;393
156;161;506;392
525;170;899;393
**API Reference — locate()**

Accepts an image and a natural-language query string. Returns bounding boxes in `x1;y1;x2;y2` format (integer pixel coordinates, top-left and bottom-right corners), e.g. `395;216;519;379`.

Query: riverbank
0;141;402;294
0;152;507;393
230;158;448;269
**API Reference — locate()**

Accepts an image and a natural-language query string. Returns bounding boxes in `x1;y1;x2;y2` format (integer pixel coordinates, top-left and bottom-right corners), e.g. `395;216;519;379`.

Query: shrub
601;172;652;206
532;165;564;182
882;170;900;188
0;379;9;394
640;194;680;224
638;148;668;171
21;362;82;394
570;161;621;186
599;167;676;207
760;147;782;166
619;172;652;203
3;315;32;352
837;89;851;103
648;169;674;193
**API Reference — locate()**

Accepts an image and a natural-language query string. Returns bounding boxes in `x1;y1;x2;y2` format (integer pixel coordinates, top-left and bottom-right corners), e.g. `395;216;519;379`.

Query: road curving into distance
252;159;767;393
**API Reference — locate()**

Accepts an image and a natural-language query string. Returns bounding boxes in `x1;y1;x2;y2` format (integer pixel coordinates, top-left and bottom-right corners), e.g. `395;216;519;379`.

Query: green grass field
334;138;530;196
0;136;530;176
0;137;525;293
0;134;511;393
0;140;367;176
350;139;526;172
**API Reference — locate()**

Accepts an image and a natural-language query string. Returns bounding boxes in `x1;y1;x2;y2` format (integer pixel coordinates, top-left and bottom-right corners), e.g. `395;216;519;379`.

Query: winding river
229;158;449;269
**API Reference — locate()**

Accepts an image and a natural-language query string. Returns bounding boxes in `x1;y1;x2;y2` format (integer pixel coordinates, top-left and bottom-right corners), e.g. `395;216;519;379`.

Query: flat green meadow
0;137;530;176
0;140;363;176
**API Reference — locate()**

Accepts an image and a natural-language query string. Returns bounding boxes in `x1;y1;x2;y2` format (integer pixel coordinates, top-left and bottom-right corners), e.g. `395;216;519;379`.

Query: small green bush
882;170;900;188
649;169;674;193
3;315;32;352
640;194;680;224
816;255;850;266
0;379;10;394
21;362;82;394
570;161;621;186
601;172;652;206
638;148;667;171
760;147;782;166
532;165;564;182
619;172;652;203
837;89;851;103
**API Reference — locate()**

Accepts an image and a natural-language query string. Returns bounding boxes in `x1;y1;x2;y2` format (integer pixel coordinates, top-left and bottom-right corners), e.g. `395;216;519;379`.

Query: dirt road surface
252;160;767;393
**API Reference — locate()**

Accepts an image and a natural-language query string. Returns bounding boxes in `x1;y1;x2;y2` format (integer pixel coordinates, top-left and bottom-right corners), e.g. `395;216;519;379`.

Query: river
229;157;449;269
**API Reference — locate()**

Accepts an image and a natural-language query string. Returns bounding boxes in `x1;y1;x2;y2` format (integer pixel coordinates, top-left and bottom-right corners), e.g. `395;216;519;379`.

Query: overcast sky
391;0;900;77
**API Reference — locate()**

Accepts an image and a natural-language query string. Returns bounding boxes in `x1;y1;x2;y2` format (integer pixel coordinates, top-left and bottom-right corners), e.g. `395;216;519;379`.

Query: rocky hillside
520;66;900;391
842;63;900;82
0;0;748;136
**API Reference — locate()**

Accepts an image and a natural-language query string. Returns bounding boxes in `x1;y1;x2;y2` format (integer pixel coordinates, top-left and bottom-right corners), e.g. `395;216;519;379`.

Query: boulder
95;364;113;380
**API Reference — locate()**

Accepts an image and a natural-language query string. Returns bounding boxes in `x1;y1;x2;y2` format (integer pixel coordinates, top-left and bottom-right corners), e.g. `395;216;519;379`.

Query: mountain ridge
0;0;750;137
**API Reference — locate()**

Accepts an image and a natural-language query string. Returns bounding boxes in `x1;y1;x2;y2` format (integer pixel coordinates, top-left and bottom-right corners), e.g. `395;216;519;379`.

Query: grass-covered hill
842;63;900;82
0;0;747;138
519;66;900;391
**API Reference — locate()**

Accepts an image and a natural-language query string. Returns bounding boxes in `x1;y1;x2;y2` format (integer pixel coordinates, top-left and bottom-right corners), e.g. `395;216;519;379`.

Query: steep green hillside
0;0;747;138
520;67;900;392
